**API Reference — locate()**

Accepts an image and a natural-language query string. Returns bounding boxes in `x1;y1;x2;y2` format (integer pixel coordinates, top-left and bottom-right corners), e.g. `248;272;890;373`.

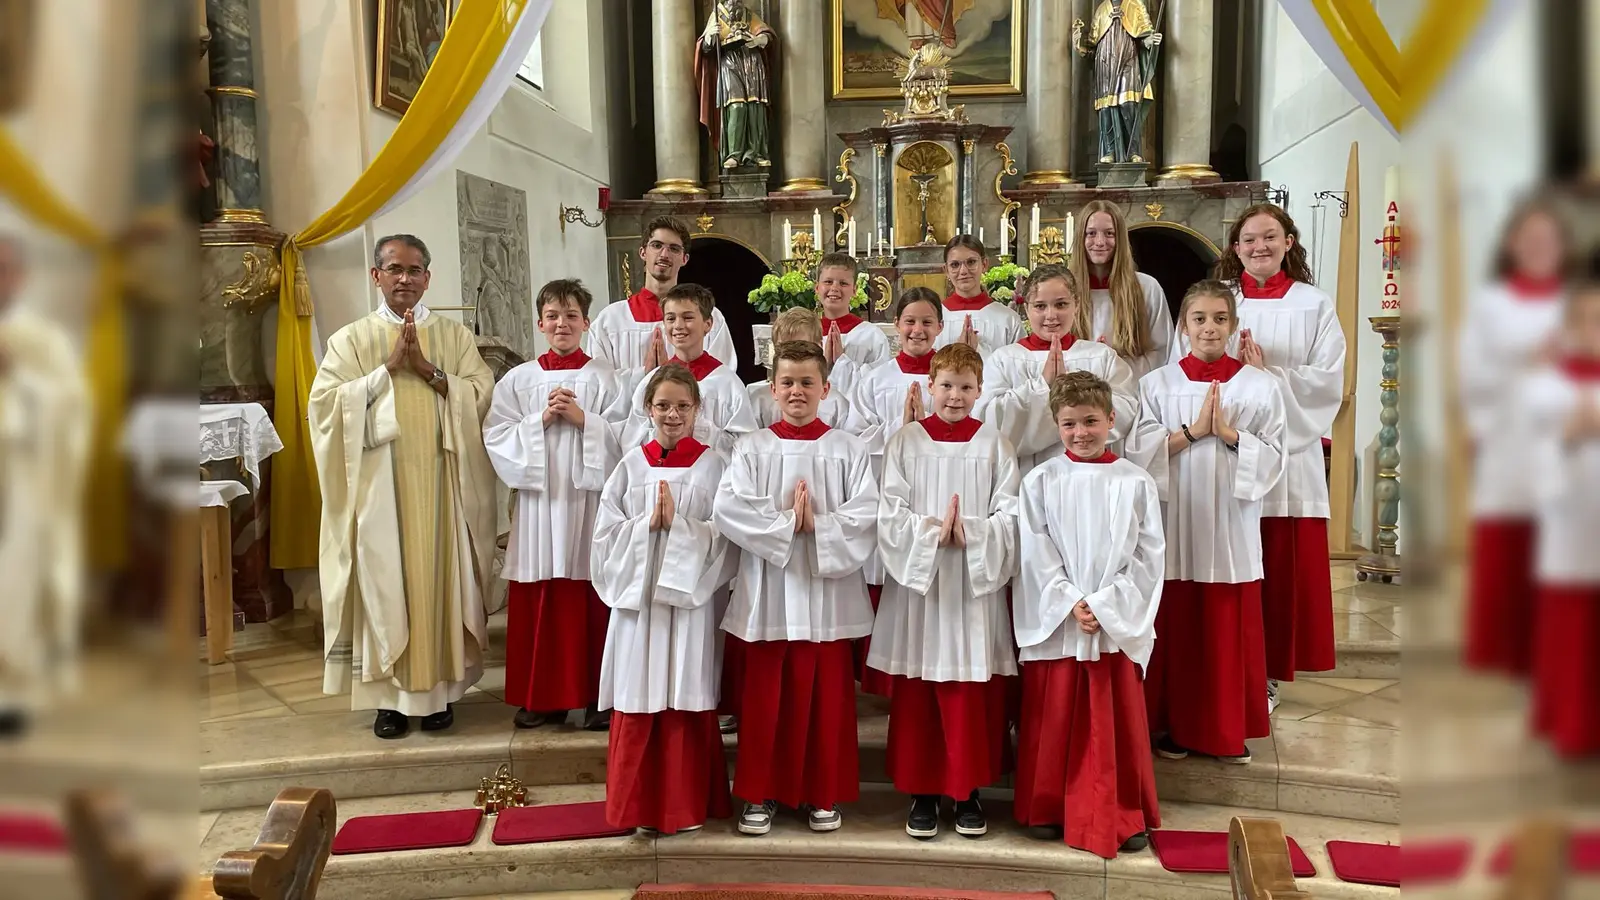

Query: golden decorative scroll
833;147;858;247
220;249;283;313
872;274;894;312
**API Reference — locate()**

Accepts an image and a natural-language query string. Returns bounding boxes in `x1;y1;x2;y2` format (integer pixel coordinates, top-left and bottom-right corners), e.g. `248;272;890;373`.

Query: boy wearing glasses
588;216;740;372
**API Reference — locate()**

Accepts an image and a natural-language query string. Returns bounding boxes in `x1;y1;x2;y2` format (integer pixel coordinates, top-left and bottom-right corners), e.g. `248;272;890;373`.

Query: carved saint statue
695;0;775;170
1074;0;1163;165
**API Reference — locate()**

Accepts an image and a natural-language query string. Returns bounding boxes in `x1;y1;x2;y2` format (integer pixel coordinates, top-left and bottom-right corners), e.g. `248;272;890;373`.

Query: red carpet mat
1326;840;1399;887
0;813;67;853
330;809;482;855
1394;840;1471;886
1149;829;1315;877
637;886;1052;900
491;801;634;845
1489;828;1600;875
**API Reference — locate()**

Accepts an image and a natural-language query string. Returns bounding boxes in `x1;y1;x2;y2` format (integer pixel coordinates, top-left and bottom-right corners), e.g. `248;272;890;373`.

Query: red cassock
732;640;860;810
1463;518;1538;676
1015;654;1160;859
1259;516;1337;679
719;633;747;717
504;579;609;713
1531;584;1600;758
886;676;1007;798
1144;580;1270;758
606;709;732;833
854;585;894;698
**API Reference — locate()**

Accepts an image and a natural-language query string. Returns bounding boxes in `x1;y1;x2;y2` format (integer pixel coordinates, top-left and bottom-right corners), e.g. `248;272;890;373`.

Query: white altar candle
1000;210;1009;258
1030;203;1041;246
1064;212;1074;249
848;217;857;257
783;219;792;257
1381;165;1401;314
979;226;985;246
813;208;823;245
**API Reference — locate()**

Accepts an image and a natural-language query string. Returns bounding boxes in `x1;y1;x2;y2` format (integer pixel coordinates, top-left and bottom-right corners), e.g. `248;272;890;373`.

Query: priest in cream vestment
310;235;498;739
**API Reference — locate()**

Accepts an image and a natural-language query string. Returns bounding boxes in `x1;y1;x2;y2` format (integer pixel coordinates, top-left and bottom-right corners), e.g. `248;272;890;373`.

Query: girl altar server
849;287;946;697
594;365;735;834
1198;204;1345;696
1013;371;1164;858
979;263;1136;472
1132;280;1286;763
484;279;623;731
1461;199;1573;676
1069;199;1173;381
933;235;1024;357
872;342;1020;841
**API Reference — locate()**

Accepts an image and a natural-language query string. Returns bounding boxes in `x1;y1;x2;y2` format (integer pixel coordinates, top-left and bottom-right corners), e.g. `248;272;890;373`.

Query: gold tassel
293;259;313;317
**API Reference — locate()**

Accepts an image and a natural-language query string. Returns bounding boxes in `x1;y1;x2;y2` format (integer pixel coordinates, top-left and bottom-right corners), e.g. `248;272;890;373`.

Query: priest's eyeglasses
380;265;429;279
651;401;695;416
646;240;686;256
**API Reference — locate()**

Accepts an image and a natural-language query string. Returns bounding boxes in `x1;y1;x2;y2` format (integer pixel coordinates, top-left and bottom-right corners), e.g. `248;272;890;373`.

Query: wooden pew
1228;816;1314;899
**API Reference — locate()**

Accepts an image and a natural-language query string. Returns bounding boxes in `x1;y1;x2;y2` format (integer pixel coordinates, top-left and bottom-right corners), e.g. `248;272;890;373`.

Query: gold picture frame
374;0;453;116
0;0;35;114
831;0;1024;101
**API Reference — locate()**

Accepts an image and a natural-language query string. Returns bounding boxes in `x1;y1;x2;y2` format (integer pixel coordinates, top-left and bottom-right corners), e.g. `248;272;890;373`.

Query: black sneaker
1027;824;1063;841
420;704;454;732
583;706;612;731
737;800;778;835
373;709;408;739
514;708;556;729
1216;747;1252;765
953;790;986;838
1119;831;1150;852
1154;735;1189;760
905;795;939;840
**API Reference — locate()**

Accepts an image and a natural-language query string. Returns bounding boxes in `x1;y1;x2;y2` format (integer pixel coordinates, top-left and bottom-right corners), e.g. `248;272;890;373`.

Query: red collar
1240;270;1295;299
1066;449;1118;464
896;351;933;375
1088;273;1111;291
1018;333;1077;352
821;313;864;334
920;414;981;442
538;347;592;371
643;437;708;467
627;289;663;322
770;418;831;441
945;291;992;312
1561;356;1600;381
1507;272;1564;300
1179;353;1244;383
667;353;722;381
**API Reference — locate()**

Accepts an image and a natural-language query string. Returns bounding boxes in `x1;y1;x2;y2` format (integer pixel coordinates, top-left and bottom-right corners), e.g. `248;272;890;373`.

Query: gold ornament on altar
474;764;528;815
882;42;968;126
1032;225;1066;265
785;229;821;274
695;212;715;233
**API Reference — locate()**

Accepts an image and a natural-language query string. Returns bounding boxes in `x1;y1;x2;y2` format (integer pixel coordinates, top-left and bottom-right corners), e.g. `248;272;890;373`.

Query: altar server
816;252;891;395
484;279;623;730
587;216;739;371
747;308;859;430
617;283;757;457
1132;280;1285;763
1013;371;1164;858
1070;200;1172;381
872;342;1020;841
1462;199;1572;677
933;235;1024;357
849;287;946;697
1527;280;1600;758
595;365;735;833
715;341;879;836
979;263;1136;472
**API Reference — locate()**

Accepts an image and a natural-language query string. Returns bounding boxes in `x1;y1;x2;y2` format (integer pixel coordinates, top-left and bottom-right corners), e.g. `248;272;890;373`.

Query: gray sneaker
738;800;777;835
1266;679;1281;715
804;804;843;832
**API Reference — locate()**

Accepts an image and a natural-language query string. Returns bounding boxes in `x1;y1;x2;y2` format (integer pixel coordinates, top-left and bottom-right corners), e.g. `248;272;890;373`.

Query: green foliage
981;262;1029;304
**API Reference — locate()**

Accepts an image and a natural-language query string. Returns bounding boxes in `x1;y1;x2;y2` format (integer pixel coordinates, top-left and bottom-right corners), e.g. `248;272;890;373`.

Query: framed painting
831;0;1024;101
374;0;453;115
0;0;34;114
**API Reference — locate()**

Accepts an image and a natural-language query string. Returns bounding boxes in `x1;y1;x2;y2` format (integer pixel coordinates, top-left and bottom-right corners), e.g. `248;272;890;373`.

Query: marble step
200;700;1396;825
198;784;1399;900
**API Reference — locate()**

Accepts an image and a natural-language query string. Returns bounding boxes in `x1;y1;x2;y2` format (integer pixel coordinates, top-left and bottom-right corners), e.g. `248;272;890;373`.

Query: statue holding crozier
696;0;775;170
1074;0;1163;165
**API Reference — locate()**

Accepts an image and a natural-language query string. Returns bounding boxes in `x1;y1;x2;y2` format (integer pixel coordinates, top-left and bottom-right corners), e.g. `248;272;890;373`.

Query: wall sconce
559;186;610;234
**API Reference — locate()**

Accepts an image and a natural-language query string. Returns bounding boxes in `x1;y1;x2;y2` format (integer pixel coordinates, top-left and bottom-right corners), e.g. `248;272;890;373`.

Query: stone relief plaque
457;171;533;360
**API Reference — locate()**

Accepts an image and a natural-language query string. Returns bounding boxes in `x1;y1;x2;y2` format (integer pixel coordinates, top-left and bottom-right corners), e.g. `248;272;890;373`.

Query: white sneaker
1266;679;1281;715
738;800;776;835
805;805;843;832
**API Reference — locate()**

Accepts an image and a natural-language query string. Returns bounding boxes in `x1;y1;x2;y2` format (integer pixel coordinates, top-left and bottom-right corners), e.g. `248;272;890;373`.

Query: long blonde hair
1068;200;1149;358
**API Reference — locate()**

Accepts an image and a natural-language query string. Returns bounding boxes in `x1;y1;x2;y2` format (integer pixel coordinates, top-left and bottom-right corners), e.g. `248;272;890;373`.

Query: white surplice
1524;367;1600;584
483;355;623;582
1126;363;1287;582
870;418;1020;681
714;426;879;642
1088;271;1172;383
745;380;861;432
586;294;740;373
1014;454;1165;671
617;361;758;457
849;355;936;585
594;444;733;713
824;316;892;376
933;300;1026;357
978;339;1138;471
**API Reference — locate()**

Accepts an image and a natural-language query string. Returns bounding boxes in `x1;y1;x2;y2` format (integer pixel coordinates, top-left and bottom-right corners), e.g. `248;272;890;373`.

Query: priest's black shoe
1119;831;1150;853
420;704;454;732
953;790;987;837
373;709;408;739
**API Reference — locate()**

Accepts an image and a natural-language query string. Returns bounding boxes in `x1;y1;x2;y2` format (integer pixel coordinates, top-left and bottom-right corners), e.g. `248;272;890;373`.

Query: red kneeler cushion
1489;828;1600;876
1326;840;1402;887
1149;830;1316;878
330;809;483;855
490;801;634;845
0;813;68;853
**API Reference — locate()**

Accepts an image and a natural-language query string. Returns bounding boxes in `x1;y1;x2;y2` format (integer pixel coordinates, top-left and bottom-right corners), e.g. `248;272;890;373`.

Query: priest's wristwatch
427;365;447;387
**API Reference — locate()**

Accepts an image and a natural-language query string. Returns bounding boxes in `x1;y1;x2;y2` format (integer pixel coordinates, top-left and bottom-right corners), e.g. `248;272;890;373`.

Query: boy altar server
1013;371;1164;858
978;264;1136;472
714;341;879;836
849;287;945;697
594;365;735;834
747;308;859;430
932;236;1024;357
484;279;623;730
588;216;739;371
872;343;1020;841
816;252;891;395
618;283;758;457
1131;281;1286;764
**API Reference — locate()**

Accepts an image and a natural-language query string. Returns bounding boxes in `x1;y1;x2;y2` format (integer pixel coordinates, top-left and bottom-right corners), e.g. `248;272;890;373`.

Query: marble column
206;0;267;221
1589;1;1600;180
1021;0;1073;186
777;0;827;192
1156;0;1221;183
648;0;706;196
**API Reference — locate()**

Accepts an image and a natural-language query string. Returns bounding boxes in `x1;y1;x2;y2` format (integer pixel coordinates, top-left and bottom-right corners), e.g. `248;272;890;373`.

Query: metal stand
1357;316;1402;583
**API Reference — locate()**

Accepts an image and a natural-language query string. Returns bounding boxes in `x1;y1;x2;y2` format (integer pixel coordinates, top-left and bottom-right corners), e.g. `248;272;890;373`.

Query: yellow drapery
0;128;128;569
270;0;532;569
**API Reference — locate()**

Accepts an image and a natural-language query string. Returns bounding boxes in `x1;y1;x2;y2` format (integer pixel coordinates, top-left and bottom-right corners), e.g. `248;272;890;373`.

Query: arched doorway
1128;223;1221;321
679;235;771;384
